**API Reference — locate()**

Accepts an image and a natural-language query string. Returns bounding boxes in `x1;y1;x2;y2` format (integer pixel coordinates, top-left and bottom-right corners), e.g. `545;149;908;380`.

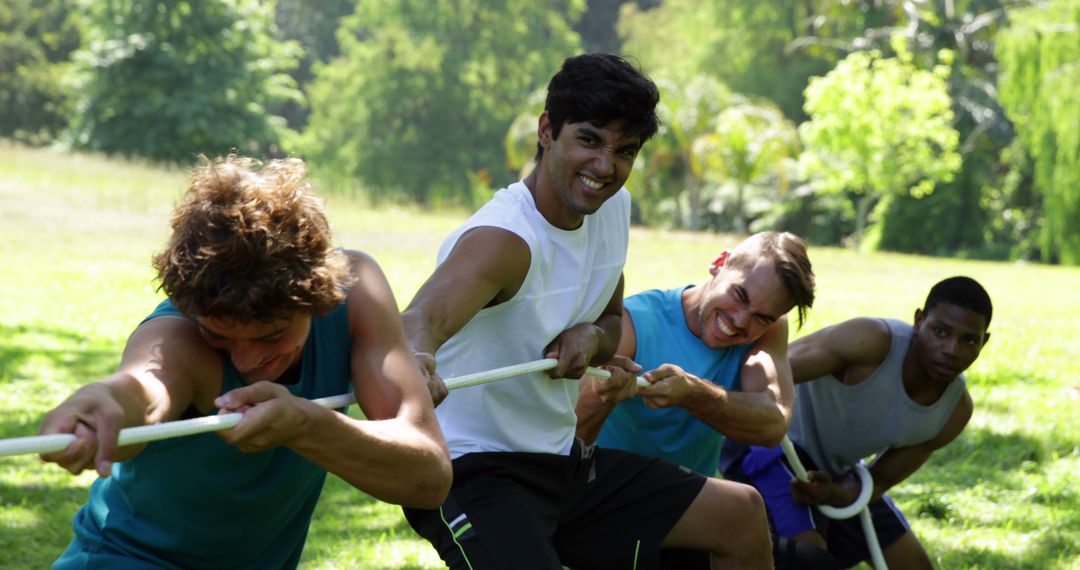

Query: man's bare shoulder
795;317;893;367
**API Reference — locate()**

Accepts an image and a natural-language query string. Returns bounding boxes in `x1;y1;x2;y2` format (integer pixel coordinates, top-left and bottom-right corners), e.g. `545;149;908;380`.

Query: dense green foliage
800;48;962;249
69;0;300;161
997;0;1080;264
2;0;1077;264
0;0;82;144
618;0;832;121
272;0;356;130
299;0;583;206
636;76;735;230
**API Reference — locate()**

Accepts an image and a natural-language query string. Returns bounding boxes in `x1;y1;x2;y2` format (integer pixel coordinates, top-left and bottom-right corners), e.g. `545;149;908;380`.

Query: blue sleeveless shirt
595;287;752;476
56;299;352;569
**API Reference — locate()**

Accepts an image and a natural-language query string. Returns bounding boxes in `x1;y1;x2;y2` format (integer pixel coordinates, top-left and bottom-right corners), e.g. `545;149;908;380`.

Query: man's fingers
606;354;642;373
66;423;98;475
429;375;448;406
216;381;282;411
547;349;586;379
93;413;119;478
413;351;437;374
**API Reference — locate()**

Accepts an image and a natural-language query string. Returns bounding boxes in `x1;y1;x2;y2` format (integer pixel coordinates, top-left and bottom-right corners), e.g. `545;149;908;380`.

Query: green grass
1;142;1077;568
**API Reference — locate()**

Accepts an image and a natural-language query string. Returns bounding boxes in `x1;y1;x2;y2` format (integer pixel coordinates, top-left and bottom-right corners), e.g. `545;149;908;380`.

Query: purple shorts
726;443;912;568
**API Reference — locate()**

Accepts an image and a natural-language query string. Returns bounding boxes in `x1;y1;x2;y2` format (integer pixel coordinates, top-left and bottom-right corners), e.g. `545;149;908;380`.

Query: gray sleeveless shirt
788;318;966;474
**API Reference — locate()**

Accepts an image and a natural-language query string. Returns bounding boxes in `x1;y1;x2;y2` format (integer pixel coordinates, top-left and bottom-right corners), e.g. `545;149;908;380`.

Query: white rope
0;358;610;458
780;436;887;569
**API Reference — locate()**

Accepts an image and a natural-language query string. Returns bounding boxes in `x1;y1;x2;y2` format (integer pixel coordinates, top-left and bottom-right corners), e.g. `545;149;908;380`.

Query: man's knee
664;479;767;546
718;479;769;537
658;479;772;569
883;530;933;569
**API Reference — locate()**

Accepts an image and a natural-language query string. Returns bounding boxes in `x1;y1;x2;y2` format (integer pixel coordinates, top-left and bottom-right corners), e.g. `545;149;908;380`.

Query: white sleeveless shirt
434;181;630;458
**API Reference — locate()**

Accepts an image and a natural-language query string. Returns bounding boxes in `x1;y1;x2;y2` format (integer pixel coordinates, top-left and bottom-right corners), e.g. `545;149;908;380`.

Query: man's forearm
575;390;617;444
401;309;441;356
683;388;787;446
589;312;622;364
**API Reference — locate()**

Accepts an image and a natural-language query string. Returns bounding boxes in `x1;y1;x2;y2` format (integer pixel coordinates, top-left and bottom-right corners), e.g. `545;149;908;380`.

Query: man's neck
681;285;704;338
523;168;584;230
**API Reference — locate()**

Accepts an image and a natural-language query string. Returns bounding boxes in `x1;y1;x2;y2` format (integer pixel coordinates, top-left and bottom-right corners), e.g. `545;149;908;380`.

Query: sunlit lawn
1;143;1077;568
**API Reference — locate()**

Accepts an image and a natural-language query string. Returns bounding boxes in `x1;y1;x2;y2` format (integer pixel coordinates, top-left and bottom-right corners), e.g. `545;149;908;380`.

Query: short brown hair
727;232;815;328
153;155;352;323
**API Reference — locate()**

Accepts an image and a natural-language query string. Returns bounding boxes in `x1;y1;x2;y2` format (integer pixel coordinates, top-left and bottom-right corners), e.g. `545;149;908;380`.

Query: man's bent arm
682;318;794;446
575;308;636;443
284;252;453;508
864;389;973;501
789;318;891;383
402;227;531;356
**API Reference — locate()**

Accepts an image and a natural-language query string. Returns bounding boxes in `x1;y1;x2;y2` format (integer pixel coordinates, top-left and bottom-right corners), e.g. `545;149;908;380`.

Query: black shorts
403;439;708;570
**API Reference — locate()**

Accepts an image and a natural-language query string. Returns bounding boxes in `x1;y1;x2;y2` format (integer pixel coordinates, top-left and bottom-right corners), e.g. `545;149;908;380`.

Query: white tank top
434;181;630;458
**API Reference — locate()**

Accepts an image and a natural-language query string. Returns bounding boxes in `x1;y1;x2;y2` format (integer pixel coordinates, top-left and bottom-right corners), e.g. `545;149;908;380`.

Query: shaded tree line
2;0;1076;264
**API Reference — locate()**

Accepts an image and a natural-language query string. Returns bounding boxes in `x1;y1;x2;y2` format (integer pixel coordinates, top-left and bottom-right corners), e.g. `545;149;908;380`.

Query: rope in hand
0;358;629;459
780;436;888;569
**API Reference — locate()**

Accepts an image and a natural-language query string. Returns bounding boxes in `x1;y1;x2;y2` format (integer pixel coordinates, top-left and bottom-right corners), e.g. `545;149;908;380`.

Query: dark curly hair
153;155;352;323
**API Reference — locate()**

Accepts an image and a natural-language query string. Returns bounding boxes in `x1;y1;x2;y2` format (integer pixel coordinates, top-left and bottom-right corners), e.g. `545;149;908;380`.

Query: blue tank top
56;299;353;569
595;287;752;476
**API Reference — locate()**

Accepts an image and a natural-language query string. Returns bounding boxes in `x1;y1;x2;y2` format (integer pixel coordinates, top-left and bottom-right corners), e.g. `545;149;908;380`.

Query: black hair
535;53;660;162
924;276;993;328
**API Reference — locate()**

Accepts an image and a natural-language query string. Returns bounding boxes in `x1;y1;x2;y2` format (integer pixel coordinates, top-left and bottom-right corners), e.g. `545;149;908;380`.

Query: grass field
0;142;1077;569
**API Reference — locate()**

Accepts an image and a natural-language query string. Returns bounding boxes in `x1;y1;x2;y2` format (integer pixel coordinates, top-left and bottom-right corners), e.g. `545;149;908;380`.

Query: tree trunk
853;193;876;250
685;170;702;231
734;181;747;235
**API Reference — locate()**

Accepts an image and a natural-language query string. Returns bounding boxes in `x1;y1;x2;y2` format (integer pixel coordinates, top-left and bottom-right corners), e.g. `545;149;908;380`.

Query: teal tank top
56;299;353;569
595;287;751;476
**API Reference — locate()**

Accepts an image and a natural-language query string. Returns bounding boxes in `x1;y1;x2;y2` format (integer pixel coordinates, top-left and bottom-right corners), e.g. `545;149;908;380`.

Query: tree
70;0;300;162
799;48;962;249
997;0;1080;265
300;0;583;206
618;0;832;121
272;0;356;131
574;0;659;54
639;75;735;230
0;0;83;144
797;1;1028;258
691;102;800;234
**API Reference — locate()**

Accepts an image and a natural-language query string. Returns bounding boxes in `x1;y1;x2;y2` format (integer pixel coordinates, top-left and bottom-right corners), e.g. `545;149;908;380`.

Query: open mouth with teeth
577;174;605;190
714;313;740;340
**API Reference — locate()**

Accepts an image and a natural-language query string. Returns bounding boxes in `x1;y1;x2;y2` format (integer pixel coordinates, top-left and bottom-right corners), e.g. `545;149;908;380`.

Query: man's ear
981;332;991;347
913;308;924;326
709;251;730;277
538;111;552;150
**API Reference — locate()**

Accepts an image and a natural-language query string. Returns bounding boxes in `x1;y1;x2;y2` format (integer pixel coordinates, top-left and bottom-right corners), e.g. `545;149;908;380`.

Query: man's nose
731;307;751;329
942;337;960;358
230;342;264;372
592;146;615;177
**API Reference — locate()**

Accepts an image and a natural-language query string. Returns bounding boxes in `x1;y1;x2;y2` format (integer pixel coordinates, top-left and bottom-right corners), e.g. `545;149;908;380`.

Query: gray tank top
789;318;966;474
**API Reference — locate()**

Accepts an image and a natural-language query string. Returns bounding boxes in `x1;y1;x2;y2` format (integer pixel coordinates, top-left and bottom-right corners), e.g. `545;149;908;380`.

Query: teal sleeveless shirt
595;287;751;476
56;299;353;569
